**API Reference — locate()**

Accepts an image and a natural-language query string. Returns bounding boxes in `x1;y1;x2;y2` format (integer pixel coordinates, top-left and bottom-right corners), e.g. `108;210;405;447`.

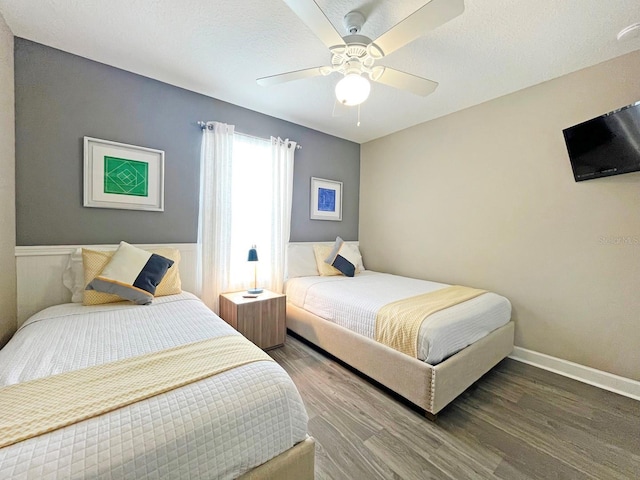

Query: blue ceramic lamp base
247;288;263;294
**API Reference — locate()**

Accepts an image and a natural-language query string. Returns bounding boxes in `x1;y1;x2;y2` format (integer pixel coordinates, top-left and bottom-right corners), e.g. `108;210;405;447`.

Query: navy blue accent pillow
332;254;356;277
133;254;174;294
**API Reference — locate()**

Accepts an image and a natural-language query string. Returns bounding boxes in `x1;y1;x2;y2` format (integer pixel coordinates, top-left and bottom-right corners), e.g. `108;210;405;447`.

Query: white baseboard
509;347;640;402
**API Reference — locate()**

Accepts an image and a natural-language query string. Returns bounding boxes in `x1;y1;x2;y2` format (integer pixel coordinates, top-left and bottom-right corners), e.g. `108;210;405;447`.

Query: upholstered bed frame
239;436;315;479
13;243;316;479
285;241;515;418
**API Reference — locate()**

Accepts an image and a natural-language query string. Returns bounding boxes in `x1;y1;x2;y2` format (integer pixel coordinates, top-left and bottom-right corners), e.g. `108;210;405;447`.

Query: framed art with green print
83;137;164;211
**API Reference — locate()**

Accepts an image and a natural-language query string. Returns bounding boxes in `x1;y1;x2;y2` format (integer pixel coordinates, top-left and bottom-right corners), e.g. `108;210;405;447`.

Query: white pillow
344;243;365;272
62;248;85;303
286;243;320;278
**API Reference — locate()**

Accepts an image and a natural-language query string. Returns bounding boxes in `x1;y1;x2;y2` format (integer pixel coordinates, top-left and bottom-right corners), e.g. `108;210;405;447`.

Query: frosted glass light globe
335;74;371;106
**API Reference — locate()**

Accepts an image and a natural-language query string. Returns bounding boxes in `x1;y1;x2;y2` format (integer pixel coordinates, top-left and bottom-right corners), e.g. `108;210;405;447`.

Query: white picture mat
84;137;165;211
310;177;342;221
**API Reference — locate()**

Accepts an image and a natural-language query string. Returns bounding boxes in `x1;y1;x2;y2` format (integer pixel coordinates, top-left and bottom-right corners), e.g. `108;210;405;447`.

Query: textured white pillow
286;243;320;278
344;243;365;272
62;248;85;303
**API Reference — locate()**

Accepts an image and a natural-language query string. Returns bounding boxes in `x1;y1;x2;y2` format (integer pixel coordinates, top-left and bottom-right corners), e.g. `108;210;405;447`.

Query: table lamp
247;245;263;294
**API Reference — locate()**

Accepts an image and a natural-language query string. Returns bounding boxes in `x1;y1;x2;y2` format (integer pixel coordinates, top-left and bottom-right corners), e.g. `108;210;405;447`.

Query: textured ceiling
1;0;639;143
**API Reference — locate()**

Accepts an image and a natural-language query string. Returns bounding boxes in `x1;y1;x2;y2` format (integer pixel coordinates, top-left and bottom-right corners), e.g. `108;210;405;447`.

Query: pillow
323;237;361;277
77;247;182;305
343;243;365;272
63;248;85;303
85;242;174;305
313;244;341;276
82;249;124;305
148;248;182;296
286;243;320;278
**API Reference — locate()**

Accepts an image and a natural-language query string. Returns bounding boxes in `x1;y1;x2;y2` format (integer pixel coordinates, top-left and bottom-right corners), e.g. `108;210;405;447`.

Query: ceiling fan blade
372;0;464;56
374;68;439;97
282;0;345;49
257;67;324;86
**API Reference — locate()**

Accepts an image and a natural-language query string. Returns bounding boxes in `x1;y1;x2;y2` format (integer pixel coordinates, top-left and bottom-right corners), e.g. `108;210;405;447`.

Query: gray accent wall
15;38;359;245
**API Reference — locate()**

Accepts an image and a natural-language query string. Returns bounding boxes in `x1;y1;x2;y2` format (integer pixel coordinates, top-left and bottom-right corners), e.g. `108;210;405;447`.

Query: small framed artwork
83;137;164;211
310;177;342;221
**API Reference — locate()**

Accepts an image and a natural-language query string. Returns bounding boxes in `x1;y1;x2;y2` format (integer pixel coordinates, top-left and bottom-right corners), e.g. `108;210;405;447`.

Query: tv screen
563;101;640;182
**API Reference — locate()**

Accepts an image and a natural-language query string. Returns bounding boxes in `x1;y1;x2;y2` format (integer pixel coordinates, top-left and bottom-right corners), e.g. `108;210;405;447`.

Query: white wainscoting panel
15;243;198;326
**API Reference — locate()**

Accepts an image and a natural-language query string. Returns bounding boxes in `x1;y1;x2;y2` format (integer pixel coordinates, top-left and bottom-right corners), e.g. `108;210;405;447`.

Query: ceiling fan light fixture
335;73;370;106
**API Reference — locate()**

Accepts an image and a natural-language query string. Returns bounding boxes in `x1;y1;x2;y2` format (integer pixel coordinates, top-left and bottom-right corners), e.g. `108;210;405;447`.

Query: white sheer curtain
197;122;234;312
268;137;296;293
197;124;296;312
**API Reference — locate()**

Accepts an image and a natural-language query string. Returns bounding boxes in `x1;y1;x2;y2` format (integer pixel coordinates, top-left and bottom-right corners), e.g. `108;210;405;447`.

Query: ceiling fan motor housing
329;34;385;81
343;11;365;35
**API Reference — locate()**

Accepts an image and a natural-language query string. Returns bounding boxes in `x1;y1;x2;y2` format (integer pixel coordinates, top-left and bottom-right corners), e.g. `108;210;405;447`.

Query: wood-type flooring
269;334;640;480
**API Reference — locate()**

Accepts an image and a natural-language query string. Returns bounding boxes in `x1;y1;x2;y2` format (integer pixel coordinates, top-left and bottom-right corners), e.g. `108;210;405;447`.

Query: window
198;122;295;310
228;134;272;289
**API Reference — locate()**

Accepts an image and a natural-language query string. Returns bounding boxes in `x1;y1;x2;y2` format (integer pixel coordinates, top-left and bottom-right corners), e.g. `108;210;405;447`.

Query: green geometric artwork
103;156;149;197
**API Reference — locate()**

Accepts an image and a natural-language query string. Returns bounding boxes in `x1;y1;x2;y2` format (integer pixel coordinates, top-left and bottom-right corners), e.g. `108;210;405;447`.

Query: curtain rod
197;121;302;150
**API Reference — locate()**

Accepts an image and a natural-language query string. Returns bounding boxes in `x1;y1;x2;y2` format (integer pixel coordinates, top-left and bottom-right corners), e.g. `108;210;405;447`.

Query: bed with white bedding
286;271;512;365
285;241;515;418
0;292;313;479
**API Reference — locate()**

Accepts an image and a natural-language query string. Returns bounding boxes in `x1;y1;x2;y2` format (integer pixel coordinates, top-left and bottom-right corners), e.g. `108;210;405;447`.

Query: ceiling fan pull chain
357;104;361;127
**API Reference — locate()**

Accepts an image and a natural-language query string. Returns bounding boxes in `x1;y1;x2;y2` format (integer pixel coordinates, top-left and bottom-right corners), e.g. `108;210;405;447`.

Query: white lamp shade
335;74;371;106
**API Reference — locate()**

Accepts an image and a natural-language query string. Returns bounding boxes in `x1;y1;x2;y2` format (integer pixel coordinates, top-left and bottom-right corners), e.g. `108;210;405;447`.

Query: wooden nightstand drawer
219;290;286;350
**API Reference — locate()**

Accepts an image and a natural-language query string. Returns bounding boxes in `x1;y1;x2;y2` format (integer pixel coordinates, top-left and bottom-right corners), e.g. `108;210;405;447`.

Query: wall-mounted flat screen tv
563;101;640;182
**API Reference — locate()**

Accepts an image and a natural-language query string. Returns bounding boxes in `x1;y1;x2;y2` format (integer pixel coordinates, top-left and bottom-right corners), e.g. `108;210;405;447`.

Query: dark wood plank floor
269;334;640;480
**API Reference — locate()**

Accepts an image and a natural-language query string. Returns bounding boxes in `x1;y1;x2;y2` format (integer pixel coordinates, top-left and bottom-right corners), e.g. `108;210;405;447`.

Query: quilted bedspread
286;271;511;364
0;293;308;479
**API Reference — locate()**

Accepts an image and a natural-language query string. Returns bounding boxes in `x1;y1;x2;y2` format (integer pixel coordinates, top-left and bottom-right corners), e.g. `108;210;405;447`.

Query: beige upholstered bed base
238;436;315;479
287;303;514;416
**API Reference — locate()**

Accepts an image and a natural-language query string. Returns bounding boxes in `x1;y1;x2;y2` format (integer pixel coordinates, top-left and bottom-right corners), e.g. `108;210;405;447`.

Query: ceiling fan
257;0;465;107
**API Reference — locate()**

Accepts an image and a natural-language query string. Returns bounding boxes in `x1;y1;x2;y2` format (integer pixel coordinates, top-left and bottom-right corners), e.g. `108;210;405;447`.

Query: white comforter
286;271;511;364
0;293;308;479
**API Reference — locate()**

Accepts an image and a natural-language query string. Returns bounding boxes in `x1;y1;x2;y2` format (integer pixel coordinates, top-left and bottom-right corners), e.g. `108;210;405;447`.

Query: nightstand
218;290;286;350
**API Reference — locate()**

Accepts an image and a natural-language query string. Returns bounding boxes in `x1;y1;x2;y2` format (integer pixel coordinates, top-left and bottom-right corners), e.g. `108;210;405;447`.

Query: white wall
0;12;16;347
360;51;640;382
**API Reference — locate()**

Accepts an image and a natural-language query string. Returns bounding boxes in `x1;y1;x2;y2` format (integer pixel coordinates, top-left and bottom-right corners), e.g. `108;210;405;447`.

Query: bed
3;244;314;479
284;241;514;418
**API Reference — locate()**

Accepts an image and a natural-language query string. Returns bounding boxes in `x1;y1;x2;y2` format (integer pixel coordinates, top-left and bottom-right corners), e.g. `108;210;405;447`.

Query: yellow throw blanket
375;285;487;359
0;335;273;449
